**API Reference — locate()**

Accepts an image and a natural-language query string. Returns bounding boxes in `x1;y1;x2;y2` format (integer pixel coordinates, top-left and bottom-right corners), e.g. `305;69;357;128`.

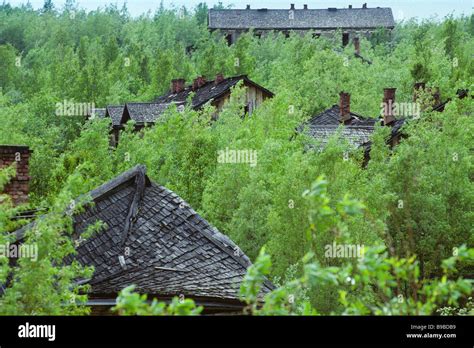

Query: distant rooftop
208;6;395;30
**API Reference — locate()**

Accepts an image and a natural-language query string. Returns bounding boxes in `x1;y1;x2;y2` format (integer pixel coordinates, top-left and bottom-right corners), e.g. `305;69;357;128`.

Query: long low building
208;4;395;45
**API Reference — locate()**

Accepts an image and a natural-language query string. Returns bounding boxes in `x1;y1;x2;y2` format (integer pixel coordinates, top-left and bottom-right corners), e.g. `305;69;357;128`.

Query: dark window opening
284;31;290;38
342;33;349;46
313;33;321;39
244;103;250;116
255;32;262;39
225;33;232;46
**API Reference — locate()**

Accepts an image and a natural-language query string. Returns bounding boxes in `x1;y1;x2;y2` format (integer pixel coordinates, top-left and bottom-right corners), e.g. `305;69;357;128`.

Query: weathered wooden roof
307;125;374;148
208;7;395;30
154;75;274;110
302;105;405;150
121;102;177;125
11;165;273;303
105;105;125;127
306;105;376;127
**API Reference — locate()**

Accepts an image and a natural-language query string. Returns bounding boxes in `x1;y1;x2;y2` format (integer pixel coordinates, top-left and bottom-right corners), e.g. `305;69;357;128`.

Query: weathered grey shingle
302;105;405;151
122;102;176;125
11;165;274;306
105;105;125;127
307;124;374;148
209;7;395;30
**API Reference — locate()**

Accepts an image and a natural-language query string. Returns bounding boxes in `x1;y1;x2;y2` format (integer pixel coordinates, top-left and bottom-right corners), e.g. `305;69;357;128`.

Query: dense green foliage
0;2;472;315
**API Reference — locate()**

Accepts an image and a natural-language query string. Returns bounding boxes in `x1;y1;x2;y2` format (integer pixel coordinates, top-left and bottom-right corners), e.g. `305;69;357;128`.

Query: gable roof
208;7;395;30
105;105;125;127
11;165;273;304
154;75;274;110
306;105;377;127
121;102;177;126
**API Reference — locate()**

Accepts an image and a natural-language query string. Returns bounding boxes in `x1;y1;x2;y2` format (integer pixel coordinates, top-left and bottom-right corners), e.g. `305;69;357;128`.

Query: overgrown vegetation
0;2;472;315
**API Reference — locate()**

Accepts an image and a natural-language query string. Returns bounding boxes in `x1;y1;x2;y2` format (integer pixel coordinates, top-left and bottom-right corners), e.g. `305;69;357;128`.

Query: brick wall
0;145;31;205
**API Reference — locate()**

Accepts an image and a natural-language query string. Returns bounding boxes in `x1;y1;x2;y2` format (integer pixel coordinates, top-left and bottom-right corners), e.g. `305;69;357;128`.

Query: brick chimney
0;145;31;206
192;76;207;90
413;82;425;101
353;37;360;55
349;5;352;9
362;3;367;9
339;92;351;123
171;78;185;94
246;4;250;10
290;4;295;10
215;73;225;85
303;4;308;10
382;88;397;125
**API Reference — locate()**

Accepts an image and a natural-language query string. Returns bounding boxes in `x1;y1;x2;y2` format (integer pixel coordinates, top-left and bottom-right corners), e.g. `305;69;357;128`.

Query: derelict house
300;89;406;161
92;74;274;146
154;74;274;116
208;4;395;45
300;84;471;161
9;165;274;314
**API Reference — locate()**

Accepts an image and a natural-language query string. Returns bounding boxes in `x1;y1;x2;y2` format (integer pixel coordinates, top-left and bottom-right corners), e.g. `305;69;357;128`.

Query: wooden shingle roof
302;105;405;151
121;102;178;125
208;7;395;30
105;105;125;127
154;75;274;109
12;165;273;305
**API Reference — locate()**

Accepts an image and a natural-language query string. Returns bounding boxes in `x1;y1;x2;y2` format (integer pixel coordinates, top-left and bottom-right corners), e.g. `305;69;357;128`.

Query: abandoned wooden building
9;165;274;314
154;74;274;115
92;74;273;146
300;89;405;160
208;4;395;45
301;84;470;160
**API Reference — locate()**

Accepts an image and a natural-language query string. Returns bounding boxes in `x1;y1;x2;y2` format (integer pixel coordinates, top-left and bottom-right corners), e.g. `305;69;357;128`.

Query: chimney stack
303;4;308;10
382;88;397;125
353;37;360;55
339;92;351;123
349;5;352;9
290;4;295;10
362;3;367;9
215;73;224;85
246;4;250;10
171;78;185;94
192;76;207;90
0;145;31;206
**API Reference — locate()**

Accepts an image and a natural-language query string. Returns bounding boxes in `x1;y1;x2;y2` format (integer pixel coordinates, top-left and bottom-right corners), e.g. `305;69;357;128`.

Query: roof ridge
10;165;149;243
